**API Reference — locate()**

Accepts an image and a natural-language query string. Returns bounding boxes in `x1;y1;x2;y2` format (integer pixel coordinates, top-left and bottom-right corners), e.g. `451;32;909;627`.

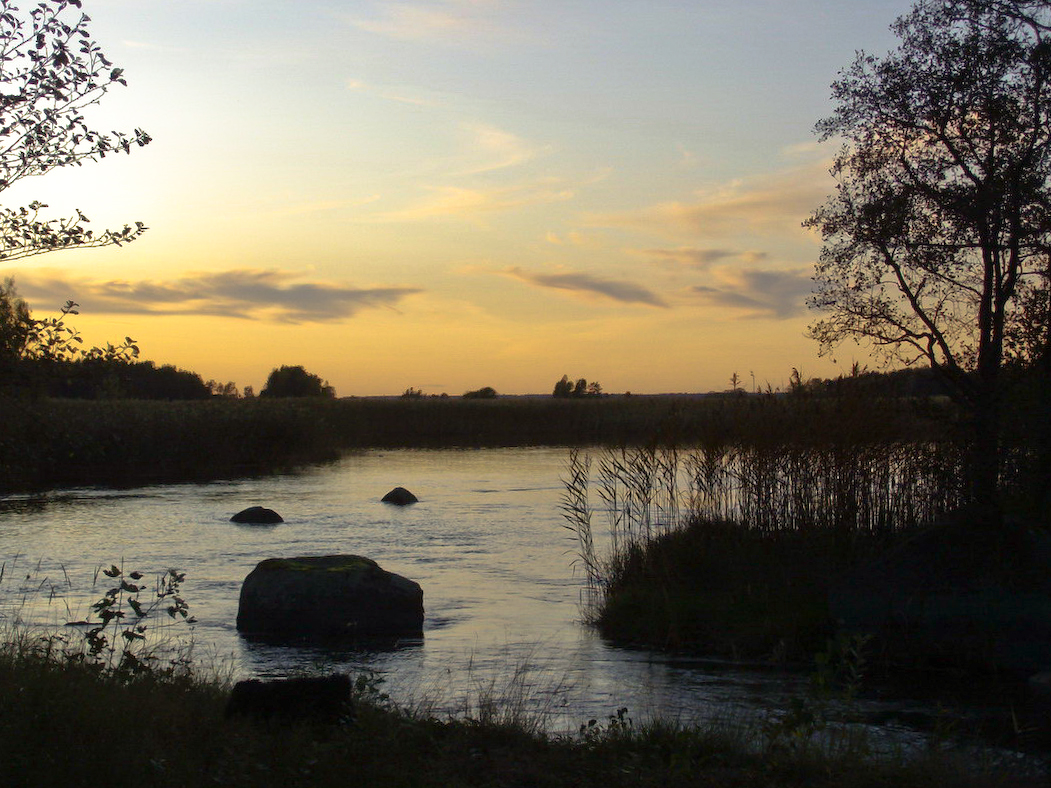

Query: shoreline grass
0;634;1037;788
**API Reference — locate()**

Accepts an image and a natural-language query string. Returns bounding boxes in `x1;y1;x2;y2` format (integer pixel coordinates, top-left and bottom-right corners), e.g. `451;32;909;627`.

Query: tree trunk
967;397;1002;518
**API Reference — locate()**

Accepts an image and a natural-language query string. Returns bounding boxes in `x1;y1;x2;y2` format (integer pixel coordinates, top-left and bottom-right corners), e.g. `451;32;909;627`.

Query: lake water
0;447;1041;766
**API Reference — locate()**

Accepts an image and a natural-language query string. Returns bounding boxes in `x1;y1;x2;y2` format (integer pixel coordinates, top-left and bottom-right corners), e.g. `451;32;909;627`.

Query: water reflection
0;447;1043;765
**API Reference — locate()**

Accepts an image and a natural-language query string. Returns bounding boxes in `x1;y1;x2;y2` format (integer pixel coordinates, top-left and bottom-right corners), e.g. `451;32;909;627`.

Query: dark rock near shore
830;507;1051;676
236;554;424;642
231;506;284;524
225;674;353;724
381;487;418;505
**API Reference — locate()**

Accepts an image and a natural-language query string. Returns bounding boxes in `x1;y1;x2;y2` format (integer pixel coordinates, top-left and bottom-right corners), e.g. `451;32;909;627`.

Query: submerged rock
230;506;284;524
381;487;418;505
235;554;424;642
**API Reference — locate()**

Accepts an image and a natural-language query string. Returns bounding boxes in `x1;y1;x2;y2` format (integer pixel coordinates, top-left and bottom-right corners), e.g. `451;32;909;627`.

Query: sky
1;0;918;396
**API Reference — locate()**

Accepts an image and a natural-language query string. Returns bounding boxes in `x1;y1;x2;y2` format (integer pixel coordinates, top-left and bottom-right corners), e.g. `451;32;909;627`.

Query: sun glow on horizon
1;0;915;396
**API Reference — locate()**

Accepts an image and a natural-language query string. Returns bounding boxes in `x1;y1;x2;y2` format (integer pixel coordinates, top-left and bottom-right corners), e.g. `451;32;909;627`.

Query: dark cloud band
691;267;813;320
11;269;423;324
505;266;668;308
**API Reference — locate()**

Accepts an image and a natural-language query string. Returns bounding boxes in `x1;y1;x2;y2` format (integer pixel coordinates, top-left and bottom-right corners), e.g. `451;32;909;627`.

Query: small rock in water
230;506;284;524
381;487;418;505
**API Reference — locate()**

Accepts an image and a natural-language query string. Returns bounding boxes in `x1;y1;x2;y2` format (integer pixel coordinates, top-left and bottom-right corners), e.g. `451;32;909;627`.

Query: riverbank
593;519;844;660
0;640;1032;788
0;393;951;492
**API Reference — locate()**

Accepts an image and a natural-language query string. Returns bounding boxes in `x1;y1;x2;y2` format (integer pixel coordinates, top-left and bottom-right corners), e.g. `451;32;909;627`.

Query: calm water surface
0;448;1038;763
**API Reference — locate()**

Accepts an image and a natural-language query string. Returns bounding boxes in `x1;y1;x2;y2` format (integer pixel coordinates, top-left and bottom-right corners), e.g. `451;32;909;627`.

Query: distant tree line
552;375;602;398
1;280;340;400
0;278;211;399
21;358;214;400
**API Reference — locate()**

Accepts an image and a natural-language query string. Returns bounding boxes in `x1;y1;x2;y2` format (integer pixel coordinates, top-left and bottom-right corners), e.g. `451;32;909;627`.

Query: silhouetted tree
207;380;240;398
1;279;140;395
0;278;31;361
42;359;210;399
806;0;1051;510
553;374;603;398
260;365;335;398
0;1;150;263
462;386;497;399
552;374;573;398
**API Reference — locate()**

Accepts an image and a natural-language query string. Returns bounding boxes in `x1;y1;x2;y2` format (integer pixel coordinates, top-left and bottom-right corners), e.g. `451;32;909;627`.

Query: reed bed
564;439;966;589
562;433;968;656
0;392;952;493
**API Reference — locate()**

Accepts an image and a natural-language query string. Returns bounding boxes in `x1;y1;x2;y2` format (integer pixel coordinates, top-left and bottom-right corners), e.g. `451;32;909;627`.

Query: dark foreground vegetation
0;638;1034;788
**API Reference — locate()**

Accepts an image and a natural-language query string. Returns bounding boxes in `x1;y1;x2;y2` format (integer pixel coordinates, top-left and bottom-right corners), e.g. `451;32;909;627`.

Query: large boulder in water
231;506;284;524
236;555;424;642
830;507;1051;676
381;487;418;505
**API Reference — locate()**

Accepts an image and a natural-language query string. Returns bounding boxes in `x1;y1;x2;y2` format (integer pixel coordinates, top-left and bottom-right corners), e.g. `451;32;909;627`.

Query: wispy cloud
271;195;381;217
638;246;769;269
587;162;832;239
122;40;187;53
676;142;700;169
348;0;509;45
375;179;574;222
545;230;600;247
455;122;546;174
11;269;423;324
504;267;668;308
689;266;813;320
346;78;438;107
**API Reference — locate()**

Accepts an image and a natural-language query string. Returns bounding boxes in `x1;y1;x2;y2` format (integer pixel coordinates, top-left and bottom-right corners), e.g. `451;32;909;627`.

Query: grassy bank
0;637;1031;788
592;520;846;659
0;393;952;492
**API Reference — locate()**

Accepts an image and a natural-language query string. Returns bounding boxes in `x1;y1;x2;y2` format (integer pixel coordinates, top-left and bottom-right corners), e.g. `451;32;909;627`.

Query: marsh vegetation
0;390;955;493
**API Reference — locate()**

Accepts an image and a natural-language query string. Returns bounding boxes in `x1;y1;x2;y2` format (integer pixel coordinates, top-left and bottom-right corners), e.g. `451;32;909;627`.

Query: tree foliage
260;365;335;398
0;0;150;261
0;275;29;357
0;279;222;399
552;374;603;398
553;374;573;398
462;385;497;399
0;276;135;363
806;0;1051;507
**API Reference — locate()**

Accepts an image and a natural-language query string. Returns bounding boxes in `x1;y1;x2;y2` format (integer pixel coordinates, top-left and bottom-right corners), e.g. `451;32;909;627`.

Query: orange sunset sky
2;0;917;396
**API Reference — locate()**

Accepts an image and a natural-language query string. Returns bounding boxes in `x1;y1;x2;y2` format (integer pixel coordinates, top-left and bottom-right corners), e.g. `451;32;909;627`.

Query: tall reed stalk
564;438;966;622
